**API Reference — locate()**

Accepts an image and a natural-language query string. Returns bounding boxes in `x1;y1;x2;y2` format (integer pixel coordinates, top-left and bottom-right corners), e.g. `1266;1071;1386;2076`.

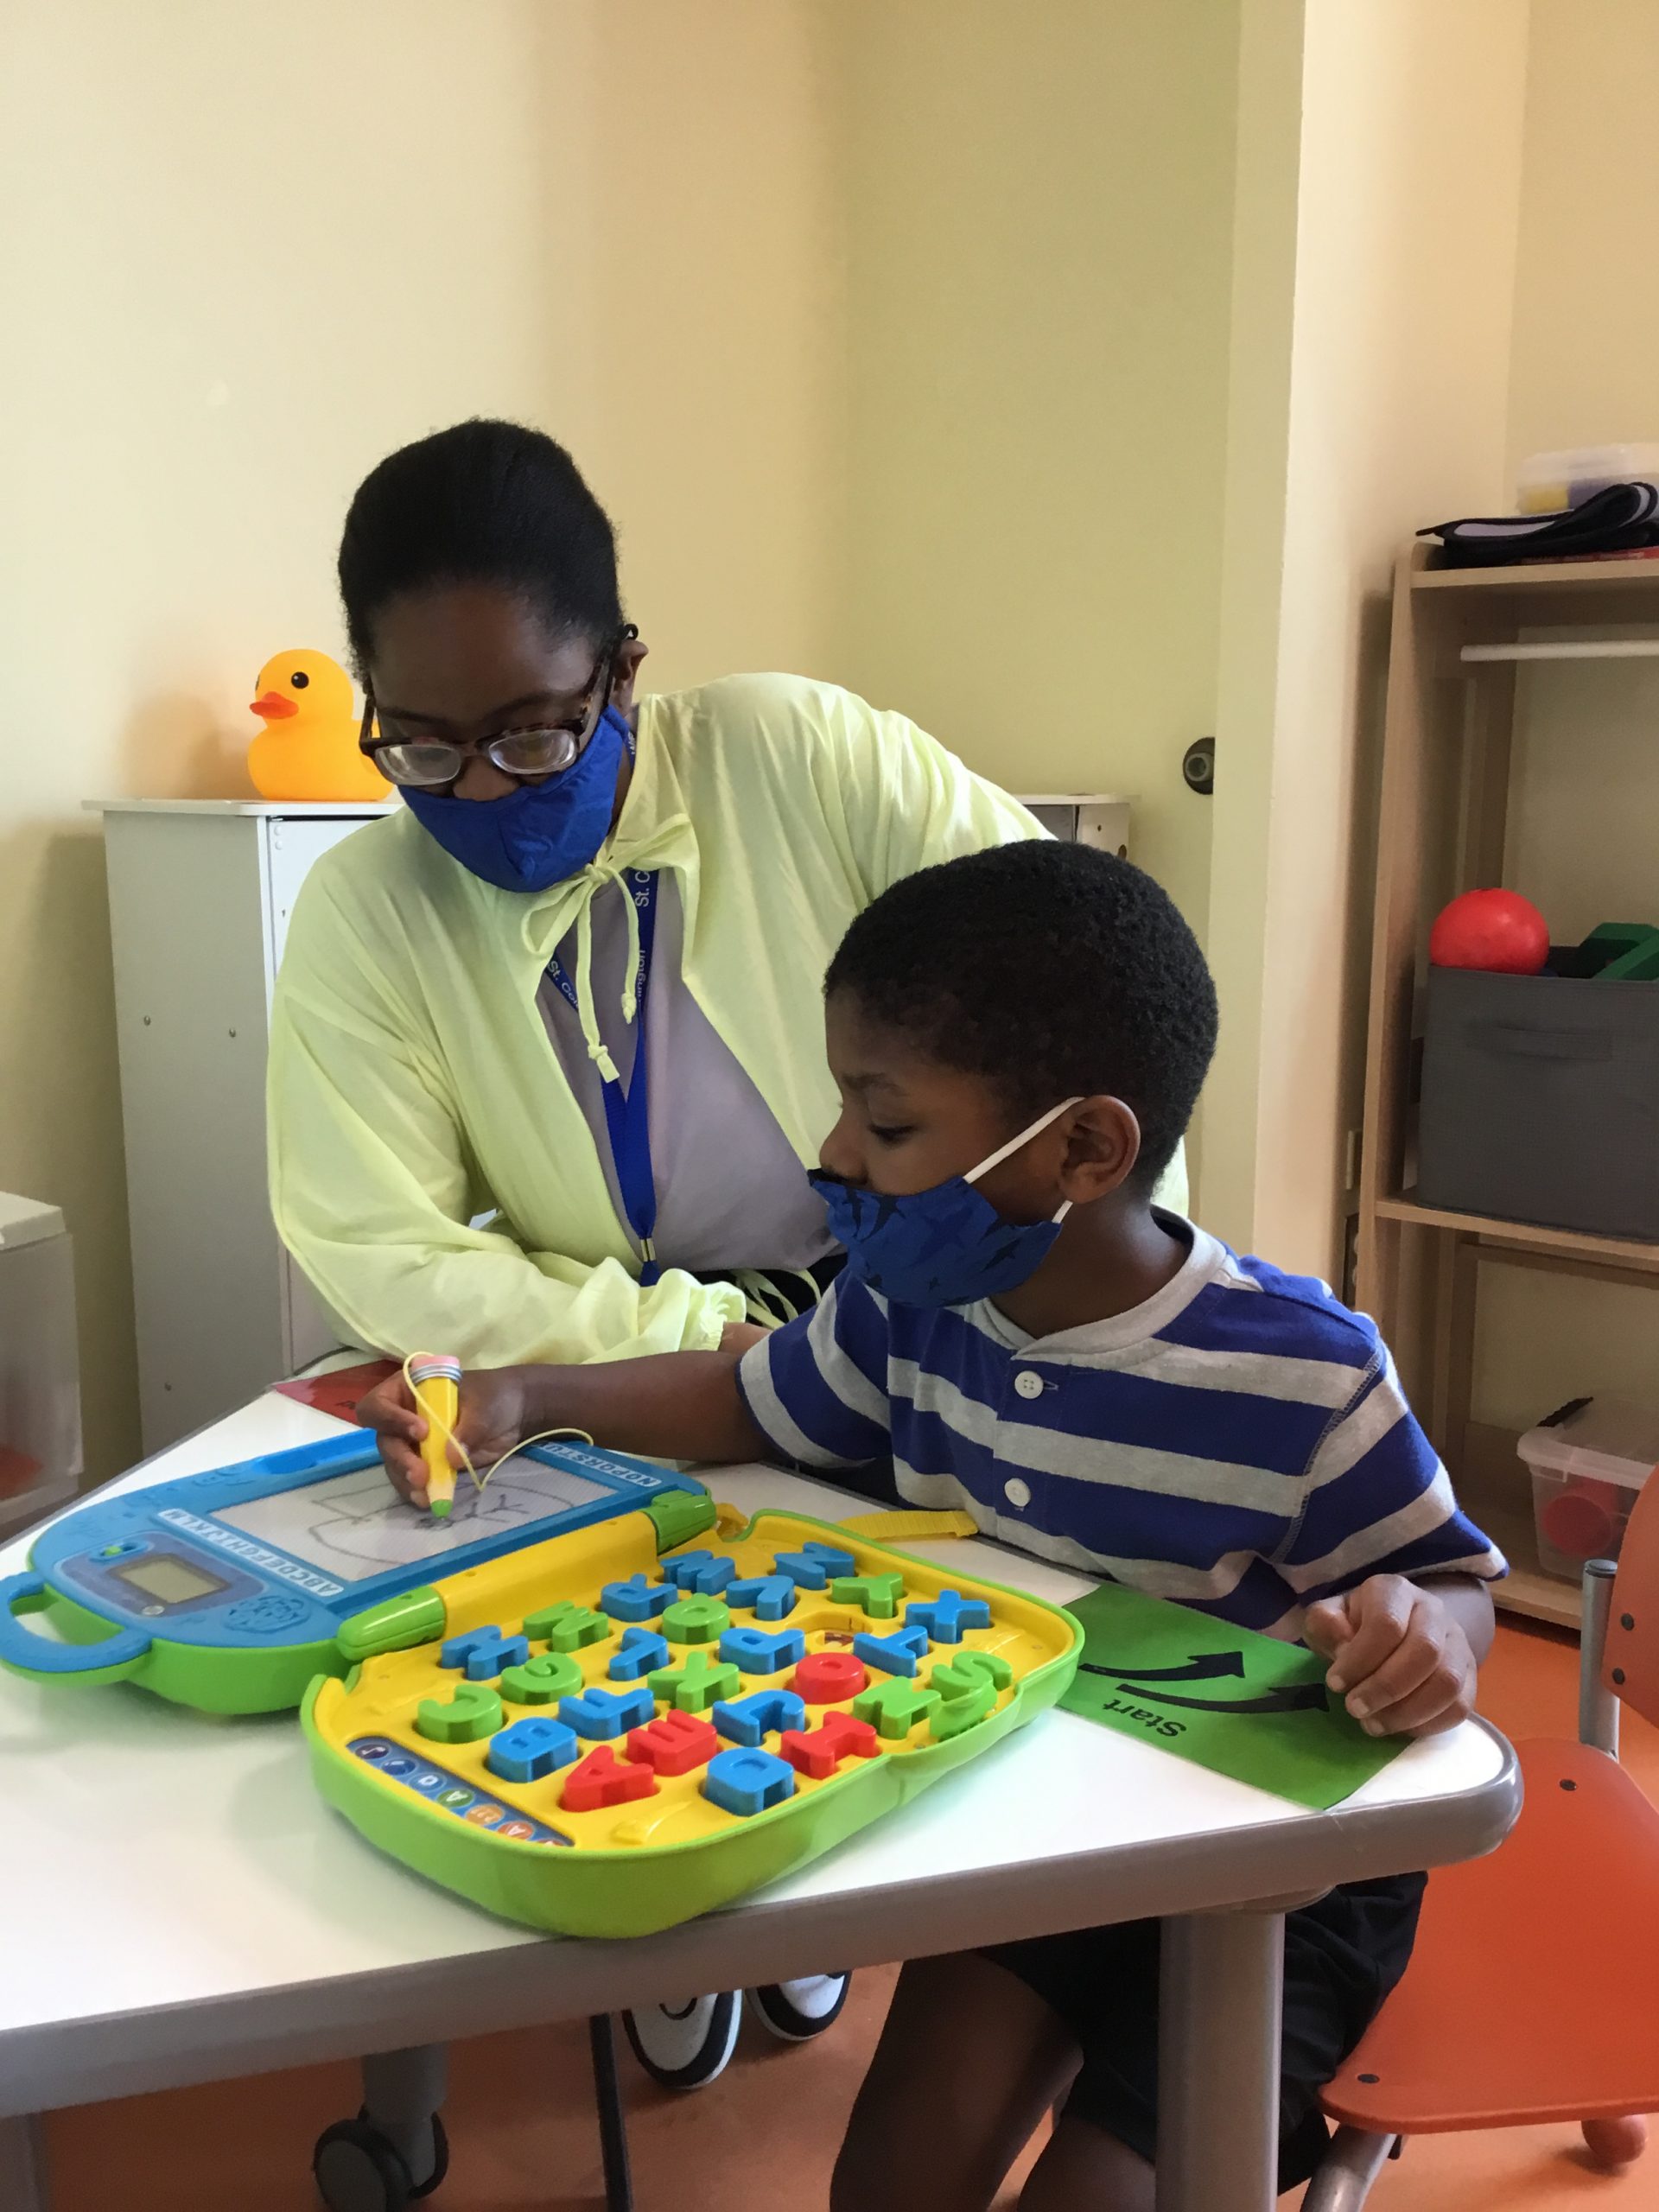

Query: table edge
0;1722;1519;2116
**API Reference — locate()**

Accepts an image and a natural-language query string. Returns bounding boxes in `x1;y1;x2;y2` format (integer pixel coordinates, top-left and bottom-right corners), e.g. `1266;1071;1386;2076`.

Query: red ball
1428;888;1548;975
1540;1478;1622;1561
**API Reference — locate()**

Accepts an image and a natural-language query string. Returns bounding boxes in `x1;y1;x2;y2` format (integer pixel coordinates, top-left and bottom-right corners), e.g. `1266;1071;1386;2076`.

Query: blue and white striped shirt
736;1219;1505;1637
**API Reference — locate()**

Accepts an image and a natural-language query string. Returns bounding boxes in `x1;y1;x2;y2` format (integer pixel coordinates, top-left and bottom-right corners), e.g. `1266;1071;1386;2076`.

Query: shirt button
1014;1370;1045;1401
1003;1477;1032;1510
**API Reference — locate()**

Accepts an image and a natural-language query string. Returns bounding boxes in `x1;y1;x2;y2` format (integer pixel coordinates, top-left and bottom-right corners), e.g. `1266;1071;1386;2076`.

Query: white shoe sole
621;1991;743;2089
747;1974;852;2042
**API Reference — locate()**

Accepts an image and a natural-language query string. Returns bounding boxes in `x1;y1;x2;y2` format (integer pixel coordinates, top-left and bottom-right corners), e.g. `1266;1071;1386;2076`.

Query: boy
362;842;1503;2210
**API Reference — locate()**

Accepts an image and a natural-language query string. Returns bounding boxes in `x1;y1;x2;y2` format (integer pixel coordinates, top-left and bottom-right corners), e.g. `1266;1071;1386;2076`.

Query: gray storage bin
1416;966;1659;1238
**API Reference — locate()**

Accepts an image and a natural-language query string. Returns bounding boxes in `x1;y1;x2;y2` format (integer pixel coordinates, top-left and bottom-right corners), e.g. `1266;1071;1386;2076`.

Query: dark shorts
980;1872;1425;2193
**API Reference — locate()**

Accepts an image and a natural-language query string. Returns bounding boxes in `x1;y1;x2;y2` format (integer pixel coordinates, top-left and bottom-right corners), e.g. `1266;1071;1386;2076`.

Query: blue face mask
401;706;632;893
809;1097;1081;1308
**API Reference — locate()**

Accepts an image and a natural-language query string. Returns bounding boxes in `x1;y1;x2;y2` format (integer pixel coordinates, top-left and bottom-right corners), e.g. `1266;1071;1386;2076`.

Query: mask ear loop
963;1096;1085;1185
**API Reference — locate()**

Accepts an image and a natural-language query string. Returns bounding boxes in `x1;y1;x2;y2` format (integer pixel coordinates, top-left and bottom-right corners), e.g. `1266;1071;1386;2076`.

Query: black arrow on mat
1080;1651;1248;1685
1103;1679;1332;1717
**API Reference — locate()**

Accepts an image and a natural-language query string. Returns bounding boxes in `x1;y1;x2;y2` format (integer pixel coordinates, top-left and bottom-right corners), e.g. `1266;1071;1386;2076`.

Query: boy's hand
356;1365;541;1510
1302;1575;1478;1738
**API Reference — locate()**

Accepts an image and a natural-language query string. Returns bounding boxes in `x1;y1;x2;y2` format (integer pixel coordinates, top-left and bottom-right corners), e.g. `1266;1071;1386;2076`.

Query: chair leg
0;2115;50;2212
590;2012;636;2212
1300;2126;1397;2211
1580;1559;1620;1757
1582;2115;1648;2168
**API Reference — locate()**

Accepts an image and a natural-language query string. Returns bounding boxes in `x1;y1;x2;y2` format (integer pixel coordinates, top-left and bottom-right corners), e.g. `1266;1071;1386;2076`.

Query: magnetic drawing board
0;1431;712;1713
215;1455;615;1581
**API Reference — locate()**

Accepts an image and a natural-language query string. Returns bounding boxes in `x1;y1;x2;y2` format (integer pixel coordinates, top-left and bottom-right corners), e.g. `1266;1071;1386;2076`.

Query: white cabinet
96;801;392;1453
1015;794;1133;858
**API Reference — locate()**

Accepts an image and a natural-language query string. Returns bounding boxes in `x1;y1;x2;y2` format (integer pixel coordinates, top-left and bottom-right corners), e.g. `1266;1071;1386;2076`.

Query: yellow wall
1507;0;1659;469
1468;0;1659;1431
559;5;845;690
0;0;1242;1484
0;0;842;1479
1202;0;1529;1271
22;0;1635;1484
830;0;1240;933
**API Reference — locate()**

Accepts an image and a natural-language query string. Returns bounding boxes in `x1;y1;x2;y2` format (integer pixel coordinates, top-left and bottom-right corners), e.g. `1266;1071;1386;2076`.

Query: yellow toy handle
406;1353;464;1520
711;1503;977;1542
837;1509;979;1541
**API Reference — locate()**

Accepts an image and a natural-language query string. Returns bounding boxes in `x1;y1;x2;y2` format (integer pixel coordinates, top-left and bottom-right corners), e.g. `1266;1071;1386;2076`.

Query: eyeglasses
362;629;633;790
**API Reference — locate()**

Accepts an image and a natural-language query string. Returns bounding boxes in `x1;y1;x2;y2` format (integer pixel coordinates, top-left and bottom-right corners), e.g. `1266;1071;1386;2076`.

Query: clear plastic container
1517;1395;1659;1580
1516;444;1659;513
0;1192;83;1535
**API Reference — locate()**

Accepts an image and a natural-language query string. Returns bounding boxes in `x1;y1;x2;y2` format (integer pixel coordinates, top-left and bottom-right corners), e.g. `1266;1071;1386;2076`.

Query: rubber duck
248;648;391;802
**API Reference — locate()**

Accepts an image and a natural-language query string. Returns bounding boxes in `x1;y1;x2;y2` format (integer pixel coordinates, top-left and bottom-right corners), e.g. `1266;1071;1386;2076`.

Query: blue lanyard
546;870;662;1285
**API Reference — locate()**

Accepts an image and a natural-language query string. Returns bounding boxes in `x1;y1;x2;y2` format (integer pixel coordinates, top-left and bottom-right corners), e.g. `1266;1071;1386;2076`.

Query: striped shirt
736;1217;1505;1637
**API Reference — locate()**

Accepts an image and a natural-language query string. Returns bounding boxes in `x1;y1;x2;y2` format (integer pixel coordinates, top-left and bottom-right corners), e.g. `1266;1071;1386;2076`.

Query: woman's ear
612;633;649;713
1057;1096;1141;1204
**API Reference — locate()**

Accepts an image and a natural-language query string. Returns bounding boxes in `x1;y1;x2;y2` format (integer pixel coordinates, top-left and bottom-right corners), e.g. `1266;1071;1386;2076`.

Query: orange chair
1305;1471;1659;2209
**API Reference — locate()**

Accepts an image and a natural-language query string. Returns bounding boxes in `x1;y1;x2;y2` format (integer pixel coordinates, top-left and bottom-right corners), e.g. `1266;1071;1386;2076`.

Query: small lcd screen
111;1554;229;1605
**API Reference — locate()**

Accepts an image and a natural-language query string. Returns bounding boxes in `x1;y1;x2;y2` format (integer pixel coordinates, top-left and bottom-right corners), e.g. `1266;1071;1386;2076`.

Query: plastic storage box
1416;966;1659;1239
1519;1397;1659;1580
1517;445;1659;513
0;1193;83;1535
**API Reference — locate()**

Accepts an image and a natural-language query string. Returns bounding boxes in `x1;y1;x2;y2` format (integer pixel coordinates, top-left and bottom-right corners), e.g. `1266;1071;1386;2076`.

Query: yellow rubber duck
247;648;391;802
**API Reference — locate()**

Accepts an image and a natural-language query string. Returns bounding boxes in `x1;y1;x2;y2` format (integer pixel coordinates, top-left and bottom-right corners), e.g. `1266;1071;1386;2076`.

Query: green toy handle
0;1573;153;1683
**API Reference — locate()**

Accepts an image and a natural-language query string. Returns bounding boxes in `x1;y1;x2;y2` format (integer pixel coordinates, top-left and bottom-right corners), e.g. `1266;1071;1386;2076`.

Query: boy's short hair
825;840;1218;1190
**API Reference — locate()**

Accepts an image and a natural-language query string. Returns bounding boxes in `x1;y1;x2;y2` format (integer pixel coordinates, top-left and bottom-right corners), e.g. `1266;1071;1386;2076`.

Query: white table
0;1393;1520;2212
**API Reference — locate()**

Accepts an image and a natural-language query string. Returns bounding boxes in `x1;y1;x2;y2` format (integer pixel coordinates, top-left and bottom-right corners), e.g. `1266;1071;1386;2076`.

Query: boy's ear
1057;1095;1141;1202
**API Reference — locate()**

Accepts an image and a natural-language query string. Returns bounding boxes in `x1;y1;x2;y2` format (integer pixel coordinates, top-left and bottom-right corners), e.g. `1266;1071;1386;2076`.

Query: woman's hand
356;1364;542;1510
1302;1574;1479;1738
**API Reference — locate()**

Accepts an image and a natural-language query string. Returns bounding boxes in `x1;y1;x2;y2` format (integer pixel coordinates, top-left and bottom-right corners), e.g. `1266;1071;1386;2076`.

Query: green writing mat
1058;1584;1408;1810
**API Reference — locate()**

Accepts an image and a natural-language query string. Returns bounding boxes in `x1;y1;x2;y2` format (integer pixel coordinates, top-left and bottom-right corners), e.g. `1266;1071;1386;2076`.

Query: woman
271;420;1183;1369
270;419;1183;2096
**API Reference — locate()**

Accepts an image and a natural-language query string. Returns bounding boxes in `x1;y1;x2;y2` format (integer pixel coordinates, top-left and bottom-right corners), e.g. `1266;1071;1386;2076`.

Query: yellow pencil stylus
406;1353;464;1519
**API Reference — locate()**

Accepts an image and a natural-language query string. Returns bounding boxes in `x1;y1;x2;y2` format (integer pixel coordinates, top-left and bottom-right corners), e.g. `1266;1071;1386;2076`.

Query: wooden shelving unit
1357;544;1659;1632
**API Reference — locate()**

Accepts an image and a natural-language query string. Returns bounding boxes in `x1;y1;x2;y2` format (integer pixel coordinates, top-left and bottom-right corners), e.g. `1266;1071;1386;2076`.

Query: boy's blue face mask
809;1097;1081;1308
401;705;632;893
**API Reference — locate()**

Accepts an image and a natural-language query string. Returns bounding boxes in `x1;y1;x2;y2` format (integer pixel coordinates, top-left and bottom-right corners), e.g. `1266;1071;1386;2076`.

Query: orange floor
41;1619;1659;2210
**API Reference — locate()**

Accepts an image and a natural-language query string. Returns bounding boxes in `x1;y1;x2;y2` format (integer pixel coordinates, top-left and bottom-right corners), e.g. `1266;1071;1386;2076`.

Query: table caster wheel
748;1973;852;2042
622;1990;741;2088
313;2112;448;2209
314;2118;411;2212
